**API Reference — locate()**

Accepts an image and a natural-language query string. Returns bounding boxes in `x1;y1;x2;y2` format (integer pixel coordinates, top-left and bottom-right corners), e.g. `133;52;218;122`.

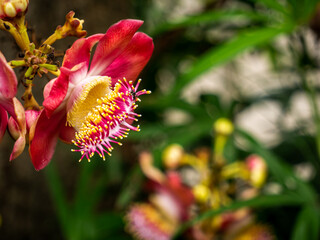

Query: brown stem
22;83;41;110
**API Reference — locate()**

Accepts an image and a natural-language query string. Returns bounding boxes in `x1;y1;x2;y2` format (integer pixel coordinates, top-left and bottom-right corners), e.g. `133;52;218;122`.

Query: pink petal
43;62;88;117
9;98;26;160
0;106;8;143
12;97;26;133
0;97;26;132
102;32;154;85
59;124;75;144
25;109;41;132
10;135;26;161
43;78;56;99
0;98;27;161
60;61;87;85
0;51;17;98
43;72;69;118
62;34;103;70
29;110;65;170
89;19;143;76
8;115;20;140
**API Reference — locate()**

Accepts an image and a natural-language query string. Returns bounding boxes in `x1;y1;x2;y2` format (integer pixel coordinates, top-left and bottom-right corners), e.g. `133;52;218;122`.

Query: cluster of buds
0;0;154;169
126;118;272;240
0;0;28;19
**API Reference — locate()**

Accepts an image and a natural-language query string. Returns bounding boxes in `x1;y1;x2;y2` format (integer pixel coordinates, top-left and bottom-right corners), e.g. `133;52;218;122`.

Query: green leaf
252;0;289;15
93;213;125;238
287;0;319;23
73;161;97;217
292;205;320;240
115;165;144;209
45;162;71;239
169;25;294;98
150;9;270;36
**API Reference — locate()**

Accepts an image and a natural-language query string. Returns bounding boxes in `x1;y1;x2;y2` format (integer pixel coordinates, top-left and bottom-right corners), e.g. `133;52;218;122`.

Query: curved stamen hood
67;76;112;130
68;77;150;161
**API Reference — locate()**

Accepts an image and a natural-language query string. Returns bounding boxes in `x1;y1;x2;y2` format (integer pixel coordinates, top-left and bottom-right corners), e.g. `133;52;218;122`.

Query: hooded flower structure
30;19;154;170
126;152;194;240
0;51;26;160
126;172;194;240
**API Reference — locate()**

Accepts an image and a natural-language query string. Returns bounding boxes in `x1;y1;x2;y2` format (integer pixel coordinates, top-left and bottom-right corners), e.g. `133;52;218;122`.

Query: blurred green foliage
46;0;320;239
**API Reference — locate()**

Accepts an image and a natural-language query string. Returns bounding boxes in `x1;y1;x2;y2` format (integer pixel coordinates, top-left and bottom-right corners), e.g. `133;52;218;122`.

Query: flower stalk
0;18;28;50
21;82;40;110
42;11;87;46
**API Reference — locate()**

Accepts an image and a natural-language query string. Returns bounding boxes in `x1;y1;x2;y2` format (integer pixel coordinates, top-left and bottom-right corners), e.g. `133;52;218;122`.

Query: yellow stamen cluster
69;77;149;162
67;76;111;130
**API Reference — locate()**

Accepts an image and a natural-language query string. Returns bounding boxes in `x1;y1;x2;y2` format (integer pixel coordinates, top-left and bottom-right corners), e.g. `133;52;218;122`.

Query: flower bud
214;118;234;136
193;184;210;203
246;154;267;188
162;144;184;169
8;109;39;140
0;0;29;19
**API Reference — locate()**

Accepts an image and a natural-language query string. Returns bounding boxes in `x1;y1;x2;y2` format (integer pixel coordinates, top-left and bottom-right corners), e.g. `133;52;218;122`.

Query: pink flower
29;19;154;170
0;52;26;160
126;179;193;240
126;171;194;240
148;171;194;222
126;203;174;240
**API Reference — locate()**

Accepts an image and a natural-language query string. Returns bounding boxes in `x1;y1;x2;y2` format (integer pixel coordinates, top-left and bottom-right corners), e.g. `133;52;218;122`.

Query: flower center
67;76;111;130
69;77;150;162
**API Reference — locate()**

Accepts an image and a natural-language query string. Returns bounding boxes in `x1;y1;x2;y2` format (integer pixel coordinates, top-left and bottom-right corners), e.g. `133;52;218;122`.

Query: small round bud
0;0;29;19
162;144;184;169
4;2;15;18
246;154;267;188
193;184;210;203
213;118;234;136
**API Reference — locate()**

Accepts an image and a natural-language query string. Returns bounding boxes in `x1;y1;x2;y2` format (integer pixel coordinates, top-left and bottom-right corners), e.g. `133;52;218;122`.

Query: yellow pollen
67;76;112;131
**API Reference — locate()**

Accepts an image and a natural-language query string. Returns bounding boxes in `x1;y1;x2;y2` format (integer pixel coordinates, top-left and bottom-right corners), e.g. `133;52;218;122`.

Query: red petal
62;34;103;69
0;52;17;98
103;32;154;85
10;135;26;161
0;106;8;143
43;62;88;117
43;72;69;118
43;78;56;99
29;110;65;170
59;124;75;144
89;19;143;76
